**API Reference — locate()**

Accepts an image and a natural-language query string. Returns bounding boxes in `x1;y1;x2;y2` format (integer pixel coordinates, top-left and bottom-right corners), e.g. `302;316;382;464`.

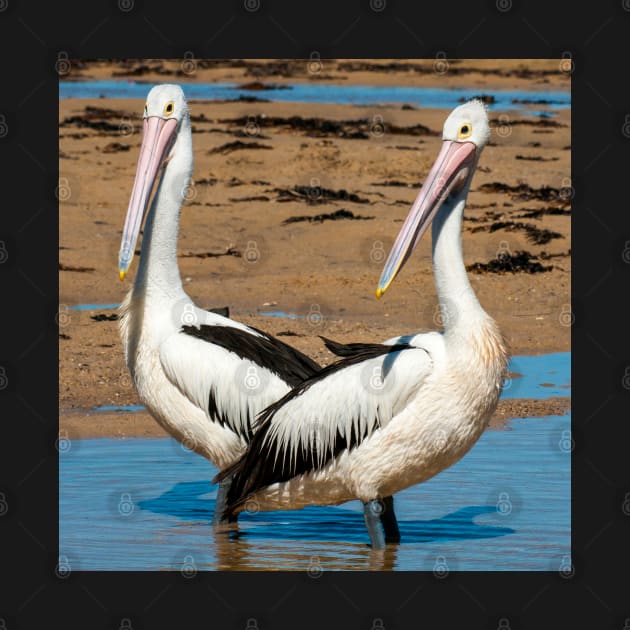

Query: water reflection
139;481;513;571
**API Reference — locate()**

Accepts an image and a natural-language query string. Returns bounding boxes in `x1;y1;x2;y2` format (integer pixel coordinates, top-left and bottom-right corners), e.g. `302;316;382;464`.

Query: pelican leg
362;496;400;549
212;477;238;527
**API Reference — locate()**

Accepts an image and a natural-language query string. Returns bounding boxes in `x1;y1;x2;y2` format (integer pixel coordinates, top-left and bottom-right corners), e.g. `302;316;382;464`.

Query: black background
0;0;628;628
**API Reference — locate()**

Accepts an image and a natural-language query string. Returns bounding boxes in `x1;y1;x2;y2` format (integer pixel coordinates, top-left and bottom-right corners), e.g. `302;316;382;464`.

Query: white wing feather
263;346;434;470
159;332;290;438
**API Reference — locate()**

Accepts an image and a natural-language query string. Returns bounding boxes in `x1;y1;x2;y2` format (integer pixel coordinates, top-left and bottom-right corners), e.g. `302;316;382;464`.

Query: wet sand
59;59;570;436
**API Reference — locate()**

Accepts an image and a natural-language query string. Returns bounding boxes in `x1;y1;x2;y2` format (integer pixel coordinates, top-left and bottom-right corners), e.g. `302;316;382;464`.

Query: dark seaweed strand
217;342;413;516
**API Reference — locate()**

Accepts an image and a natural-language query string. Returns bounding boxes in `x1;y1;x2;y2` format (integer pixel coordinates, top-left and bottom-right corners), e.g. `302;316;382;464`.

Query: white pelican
216;100;510;548
117;84;327;524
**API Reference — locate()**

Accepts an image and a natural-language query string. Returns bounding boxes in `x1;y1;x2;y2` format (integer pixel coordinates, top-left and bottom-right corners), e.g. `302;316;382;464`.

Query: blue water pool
59;80;570;113
59;413;570;571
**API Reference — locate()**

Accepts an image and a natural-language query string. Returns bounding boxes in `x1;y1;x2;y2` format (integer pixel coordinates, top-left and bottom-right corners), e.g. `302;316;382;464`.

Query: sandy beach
59;59;570;438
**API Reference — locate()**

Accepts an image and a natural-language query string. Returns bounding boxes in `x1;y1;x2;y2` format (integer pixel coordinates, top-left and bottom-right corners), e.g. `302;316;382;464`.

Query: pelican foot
362;495;401;549
212;477;238;527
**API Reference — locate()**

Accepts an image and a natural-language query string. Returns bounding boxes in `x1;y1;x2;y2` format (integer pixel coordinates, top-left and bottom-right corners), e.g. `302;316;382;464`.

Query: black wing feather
181;324;321;439
216;341;413;517
181;324;321;386
319;335;398;358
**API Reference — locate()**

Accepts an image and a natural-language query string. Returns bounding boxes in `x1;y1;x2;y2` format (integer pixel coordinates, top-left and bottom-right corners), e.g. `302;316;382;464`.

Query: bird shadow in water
138;480;515;545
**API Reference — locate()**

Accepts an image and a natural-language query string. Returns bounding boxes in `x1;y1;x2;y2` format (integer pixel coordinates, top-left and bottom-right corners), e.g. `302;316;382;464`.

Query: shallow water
59;80;569;113
59;414;570;571
60;353;570;571
503;352;570;399
67;303;119;311
84;351;569;414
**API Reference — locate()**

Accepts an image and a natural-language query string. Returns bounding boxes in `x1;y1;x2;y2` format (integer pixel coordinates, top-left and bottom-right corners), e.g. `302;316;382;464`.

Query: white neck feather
431;180;489;342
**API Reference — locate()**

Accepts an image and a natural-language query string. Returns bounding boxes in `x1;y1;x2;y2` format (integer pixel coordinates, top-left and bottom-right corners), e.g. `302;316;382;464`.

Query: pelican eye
458;123;472;139
144;102;148;116
163;101;175;116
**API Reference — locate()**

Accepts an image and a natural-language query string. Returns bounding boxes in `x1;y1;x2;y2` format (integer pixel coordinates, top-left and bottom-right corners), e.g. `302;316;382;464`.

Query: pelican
217;100;510;548
117;84;326;524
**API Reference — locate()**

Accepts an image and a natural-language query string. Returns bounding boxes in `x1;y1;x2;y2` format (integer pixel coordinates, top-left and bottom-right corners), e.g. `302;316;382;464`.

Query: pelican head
376;99;490;298
118;84;189;280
